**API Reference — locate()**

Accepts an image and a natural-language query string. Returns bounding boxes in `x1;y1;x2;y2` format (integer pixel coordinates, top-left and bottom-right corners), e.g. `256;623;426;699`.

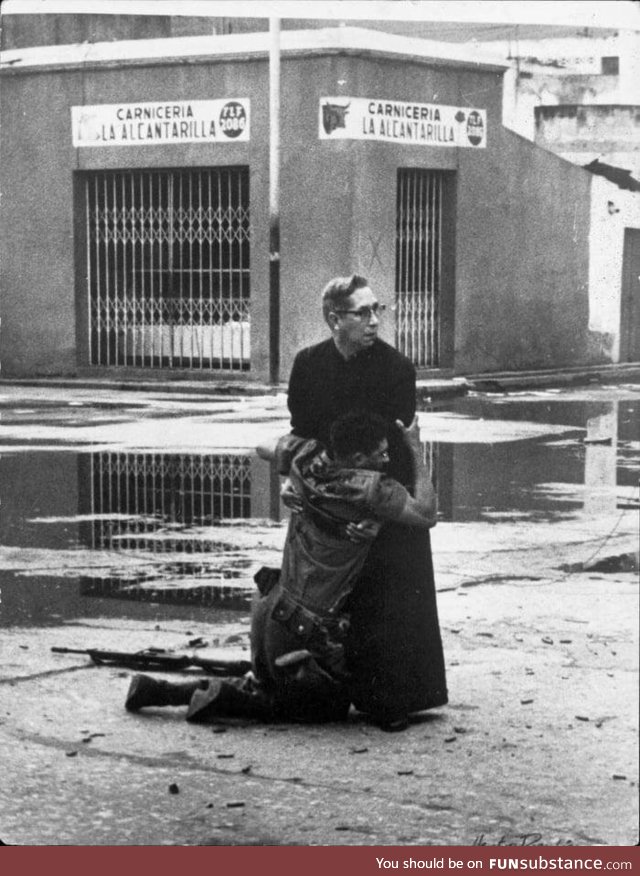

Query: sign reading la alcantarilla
72;99;250;147
319;97;486;148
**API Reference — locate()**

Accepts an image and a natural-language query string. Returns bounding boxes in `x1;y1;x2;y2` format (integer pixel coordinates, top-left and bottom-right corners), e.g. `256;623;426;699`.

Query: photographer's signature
473;833;574;846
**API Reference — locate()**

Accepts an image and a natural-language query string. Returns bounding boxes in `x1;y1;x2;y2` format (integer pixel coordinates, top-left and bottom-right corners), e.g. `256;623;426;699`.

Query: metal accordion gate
84;167;250;371
395;169;443;368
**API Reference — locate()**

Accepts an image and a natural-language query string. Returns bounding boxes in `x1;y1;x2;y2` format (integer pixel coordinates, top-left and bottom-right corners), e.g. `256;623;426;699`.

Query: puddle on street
431;394;639;521
1;394;638;627
0;570;249;628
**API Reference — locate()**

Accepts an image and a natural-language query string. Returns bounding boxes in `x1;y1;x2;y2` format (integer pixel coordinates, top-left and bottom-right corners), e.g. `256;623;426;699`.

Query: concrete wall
534;104;640;178
454;127;594;373
0;70;82;375
588;177;640;362
504;71;624;143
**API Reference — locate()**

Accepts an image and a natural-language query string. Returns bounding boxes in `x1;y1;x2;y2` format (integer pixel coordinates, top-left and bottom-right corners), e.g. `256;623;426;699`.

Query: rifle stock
51;647;251;677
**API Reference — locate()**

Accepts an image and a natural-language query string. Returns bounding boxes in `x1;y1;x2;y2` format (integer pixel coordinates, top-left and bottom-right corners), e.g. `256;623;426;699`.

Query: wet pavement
0;381;638;845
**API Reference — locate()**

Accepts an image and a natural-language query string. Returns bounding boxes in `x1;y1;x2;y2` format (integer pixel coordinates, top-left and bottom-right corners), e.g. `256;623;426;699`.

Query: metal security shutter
395;169;443;368
84;167;250;370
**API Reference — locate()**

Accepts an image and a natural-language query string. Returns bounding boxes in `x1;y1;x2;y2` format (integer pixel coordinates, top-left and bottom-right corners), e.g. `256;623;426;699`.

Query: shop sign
72;99;250;147
319;97;486;148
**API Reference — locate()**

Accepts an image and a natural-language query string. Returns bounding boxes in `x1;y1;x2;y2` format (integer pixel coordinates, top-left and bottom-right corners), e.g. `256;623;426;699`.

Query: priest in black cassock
286;274;447;731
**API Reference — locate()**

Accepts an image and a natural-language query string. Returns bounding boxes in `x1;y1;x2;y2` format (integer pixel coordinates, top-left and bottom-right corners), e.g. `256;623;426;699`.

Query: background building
1;11;639;381
4;6;639;175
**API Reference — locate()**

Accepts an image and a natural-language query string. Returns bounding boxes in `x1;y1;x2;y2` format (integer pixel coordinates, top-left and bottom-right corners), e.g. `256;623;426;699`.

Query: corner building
2;27;638;381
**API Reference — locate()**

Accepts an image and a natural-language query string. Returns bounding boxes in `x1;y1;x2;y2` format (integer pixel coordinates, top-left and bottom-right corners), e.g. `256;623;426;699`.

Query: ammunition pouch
272;589;350;640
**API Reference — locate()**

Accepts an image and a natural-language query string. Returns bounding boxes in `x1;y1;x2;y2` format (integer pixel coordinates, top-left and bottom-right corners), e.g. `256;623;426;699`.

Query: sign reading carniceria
72;99;250;147
320;97;486;148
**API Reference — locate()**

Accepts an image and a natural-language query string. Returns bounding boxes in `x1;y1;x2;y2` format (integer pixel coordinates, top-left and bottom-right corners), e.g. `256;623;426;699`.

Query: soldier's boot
186;678;274;724
125;674;203;712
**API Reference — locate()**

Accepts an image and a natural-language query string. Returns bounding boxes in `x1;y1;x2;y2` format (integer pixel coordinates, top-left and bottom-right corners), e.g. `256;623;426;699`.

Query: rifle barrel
51;647;251;676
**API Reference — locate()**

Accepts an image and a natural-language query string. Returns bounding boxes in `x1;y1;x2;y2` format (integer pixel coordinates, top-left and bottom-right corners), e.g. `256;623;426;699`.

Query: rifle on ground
51;647;252;677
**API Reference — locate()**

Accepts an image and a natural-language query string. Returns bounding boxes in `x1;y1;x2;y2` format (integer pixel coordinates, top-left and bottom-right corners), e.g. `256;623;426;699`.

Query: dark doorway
620;227;640;362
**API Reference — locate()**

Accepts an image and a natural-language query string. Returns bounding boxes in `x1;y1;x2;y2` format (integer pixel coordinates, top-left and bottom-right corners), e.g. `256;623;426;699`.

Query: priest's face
331;286;381;355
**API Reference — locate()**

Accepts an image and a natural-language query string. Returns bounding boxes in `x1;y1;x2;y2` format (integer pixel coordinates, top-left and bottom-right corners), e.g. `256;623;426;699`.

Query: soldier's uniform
130;435;413;725
253;434;409;684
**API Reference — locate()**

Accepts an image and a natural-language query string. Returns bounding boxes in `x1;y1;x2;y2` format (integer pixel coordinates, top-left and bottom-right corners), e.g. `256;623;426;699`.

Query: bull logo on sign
322;102;350;135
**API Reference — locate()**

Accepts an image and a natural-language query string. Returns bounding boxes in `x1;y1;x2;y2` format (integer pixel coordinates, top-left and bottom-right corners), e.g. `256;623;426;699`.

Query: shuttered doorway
395;169;446;368
83;167;250;370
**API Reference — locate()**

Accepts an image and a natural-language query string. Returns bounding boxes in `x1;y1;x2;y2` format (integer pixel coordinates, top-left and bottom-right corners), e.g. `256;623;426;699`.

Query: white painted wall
500;30;640;144
588;176;640;360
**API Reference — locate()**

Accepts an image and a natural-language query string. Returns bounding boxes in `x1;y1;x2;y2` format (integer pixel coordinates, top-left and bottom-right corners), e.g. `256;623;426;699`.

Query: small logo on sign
322;102;350;135
466;110;484;146
220;101;247;138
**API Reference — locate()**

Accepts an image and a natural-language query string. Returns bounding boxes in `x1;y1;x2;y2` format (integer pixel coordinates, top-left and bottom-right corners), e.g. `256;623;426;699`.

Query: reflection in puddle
0;571;250;627
583;408;617;516
428;397;639;522
82;451;254;549
80;568;253;612
1;396;638;624
76;451;270;609
0;450;277;621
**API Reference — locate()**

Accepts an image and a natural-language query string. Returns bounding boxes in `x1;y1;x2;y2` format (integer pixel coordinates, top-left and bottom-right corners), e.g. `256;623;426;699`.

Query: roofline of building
0;26;509;76
534;103;640;112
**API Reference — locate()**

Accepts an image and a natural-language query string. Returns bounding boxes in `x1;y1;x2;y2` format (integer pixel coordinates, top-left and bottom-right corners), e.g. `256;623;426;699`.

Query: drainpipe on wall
269;16;281;386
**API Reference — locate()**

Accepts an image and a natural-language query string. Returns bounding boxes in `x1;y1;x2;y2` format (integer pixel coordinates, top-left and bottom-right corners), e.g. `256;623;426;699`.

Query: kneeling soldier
125;409;436;728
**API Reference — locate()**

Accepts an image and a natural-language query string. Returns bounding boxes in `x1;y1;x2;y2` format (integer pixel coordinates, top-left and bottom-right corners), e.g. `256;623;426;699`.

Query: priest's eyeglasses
334;303;387;321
